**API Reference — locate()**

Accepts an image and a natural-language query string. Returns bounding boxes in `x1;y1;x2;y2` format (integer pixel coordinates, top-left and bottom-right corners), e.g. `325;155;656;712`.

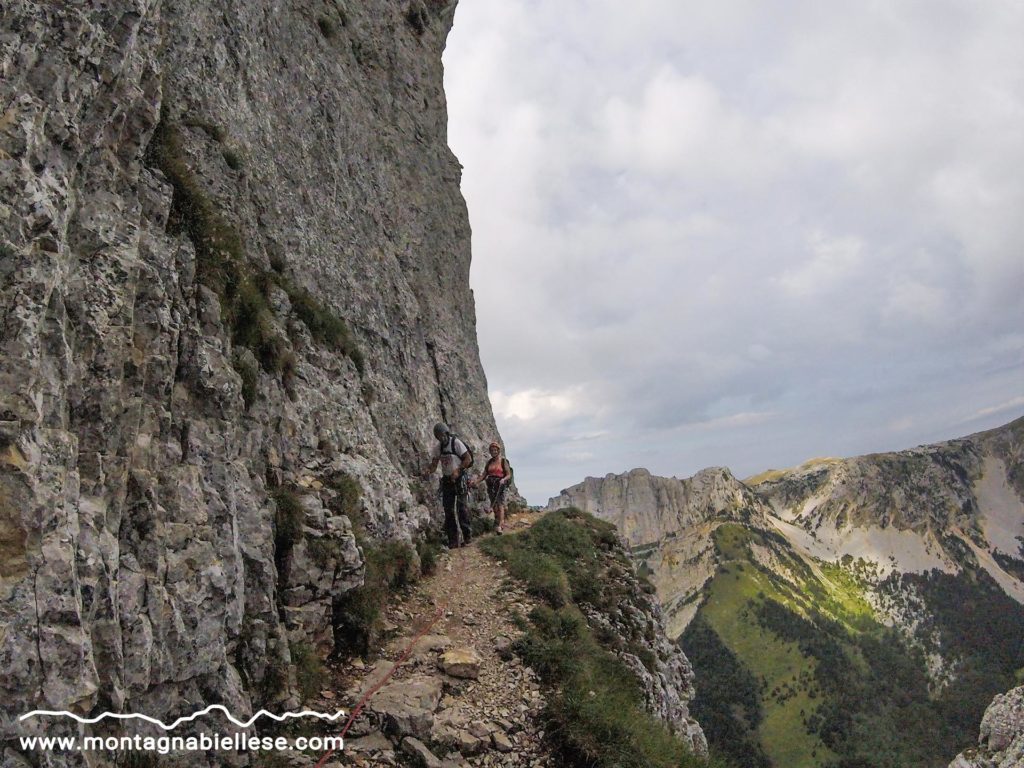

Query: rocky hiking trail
316;511;555;767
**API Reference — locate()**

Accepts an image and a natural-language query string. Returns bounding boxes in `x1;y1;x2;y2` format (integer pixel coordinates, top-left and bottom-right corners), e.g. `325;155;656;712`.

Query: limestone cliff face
949;685;1024;768
548;467;770;551
0;0;500;756
751;417;1024;597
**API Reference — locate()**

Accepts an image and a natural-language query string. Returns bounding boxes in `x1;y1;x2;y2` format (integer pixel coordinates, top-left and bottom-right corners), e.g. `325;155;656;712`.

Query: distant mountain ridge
548;416;1024;632
547;415;1024;768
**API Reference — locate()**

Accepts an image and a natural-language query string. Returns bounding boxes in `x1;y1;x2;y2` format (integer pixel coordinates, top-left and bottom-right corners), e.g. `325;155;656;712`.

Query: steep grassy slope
680;524;1024;768
481;509;712;766
684;525;835;768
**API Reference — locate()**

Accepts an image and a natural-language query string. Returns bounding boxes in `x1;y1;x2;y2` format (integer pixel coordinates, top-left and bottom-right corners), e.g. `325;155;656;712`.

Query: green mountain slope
679;524;1024;768
548;417;1024;767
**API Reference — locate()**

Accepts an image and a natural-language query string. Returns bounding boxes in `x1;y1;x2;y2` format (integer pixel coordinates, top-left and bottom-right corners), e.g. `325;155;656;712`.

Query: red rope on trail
313;547;468;767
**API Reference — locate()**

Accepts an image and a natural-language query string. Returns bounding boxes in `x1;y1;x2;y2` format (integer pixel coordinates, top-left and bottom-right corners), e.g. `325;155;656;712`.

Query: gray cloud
444;0;1024;504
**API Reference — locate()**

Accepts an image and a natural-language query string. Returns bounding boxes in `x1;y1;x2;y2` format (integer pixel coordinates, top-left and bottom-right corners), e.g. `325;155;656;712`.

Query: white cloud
959;396;1024;425
777;232;865;298
490;387;582;423
600;67;780;181
445;0;1024;504
882;279;947;326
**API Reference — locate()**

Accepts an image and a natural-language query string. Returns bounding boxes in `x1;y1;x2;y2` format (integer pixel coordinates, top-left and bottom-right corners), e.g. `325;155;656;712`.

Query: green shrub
147;115;364;385
405;4;428;35
317;16;336;38
223;148;243;171
275;275;364;373
627;641;658;673
416;528;445;577
232;351;259;409
147;116;290;376
516;601;712;768
471;511;496;539
290;641;324;701
482;509;625;610
369;540;419;589
268;250;287;274
308;536;343;568
325;470;363;527
333;539;419;657
507;550;571;607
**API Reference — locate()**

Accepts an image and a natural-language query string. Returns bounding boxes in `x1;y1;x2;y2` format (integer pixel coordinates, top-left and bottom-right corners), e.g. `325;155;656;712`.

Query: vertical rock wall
0;0;500;761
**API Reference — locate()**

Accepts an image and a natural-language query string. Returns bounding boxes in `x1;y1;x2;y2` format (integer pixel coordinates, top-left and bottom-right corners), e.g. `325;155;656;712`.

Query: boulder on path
456;729;486;755
440;647;483;679
430;705;472;747
491;731;514;752
351;660;395;697
369;674;443;739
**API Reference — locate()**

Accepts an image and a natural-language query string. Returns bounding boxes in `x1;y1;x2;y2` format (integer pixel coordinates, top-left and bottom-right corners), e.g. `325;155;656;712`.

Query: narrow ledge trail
315;510;557;767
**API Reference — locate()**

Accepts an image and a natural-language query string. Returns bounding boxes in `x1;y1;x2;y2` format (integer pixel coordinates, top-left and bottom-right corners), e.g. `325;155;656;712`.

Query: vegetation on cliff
146;114;364;401
482;508;723;768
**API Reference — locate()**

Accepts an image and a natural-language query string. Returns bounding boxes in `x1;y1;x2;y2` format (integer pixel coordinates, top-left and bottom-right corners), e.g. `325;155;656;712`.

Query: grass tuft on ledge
332;539;419;658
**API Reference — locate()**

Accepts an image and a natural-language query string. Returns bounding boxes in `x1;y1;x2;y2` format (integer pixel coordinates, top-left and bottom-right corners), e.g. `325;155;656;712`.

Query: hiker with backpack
469;441;512;534
422;422;474;548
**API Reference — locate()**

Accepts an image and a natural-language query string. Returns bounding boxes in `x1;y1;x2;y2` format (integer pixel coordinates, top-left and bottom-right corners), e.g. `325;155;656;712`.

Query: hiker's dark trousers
440;477;471;547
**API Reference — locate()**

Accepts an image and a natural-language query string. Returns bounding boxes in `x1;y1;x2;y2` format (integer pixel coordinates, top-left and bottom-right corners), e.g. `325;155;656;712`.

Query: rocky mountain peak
547;464;770;552
548;416;1024;767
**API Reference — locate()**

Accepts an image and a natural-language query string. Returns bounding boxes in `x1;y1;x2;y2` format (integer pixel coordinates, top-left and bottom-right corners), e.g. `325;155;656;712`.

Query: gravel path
326;511;556;767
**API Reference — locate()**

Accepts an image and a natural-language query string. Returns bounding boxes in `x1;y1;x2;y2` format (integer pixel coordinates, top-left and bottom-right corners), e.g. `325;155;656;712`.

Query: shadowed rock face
0;0;500;754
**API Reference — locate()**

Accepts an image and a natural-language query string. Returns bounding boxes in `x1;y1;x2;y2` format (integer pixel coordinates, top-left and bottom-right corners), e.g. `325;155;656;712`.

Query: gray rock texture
752;417;1024;545
0;0;502;760
949;685;1024;768
548;466;770;551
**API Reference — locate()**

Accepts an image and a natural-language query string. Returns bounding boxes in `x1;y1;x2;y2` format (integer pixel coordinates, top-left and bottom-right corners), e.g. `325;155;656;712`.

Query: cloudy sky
443;0;1024;505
